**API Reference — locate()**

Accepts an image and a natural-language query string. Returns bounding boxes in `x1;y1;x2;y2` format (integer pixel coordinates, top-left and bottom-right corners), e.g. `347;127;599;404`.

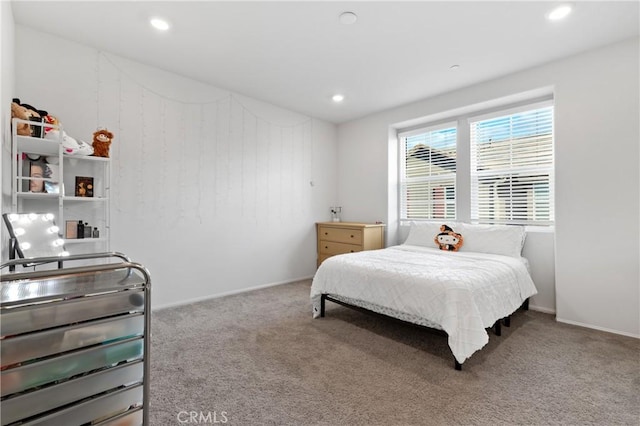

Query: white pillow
457;223;526;258
403;221;460;248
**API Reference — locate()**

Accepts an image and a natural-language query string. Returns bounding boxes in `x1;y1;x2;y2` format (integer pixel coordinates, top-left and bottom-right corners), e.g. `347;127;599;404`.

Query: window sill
525;225;555;233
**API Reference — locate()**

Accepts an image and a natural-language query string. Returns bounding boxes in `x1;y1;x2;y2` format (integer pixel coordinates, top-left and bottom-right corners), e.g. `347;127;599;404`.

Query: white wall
552;39;639;337
337;38;639;337
0;1;15;262
13;26;339;308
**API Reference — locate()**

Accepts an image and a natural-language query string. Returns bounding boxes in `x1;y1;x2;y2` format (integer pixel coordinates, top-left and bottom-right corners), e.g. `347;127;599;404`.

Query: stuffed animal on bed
434;224;464;252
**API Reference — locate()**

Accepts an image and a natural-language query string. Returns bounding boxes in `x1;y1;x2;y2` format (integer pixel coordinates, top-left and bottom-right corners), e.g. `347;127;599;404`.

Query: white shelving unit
11;118;111;255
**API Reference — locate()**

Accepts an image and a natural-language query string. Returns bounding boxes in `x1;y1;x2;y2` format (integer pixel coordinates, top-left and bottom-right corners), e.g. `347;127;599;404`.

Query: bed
310;222;537;370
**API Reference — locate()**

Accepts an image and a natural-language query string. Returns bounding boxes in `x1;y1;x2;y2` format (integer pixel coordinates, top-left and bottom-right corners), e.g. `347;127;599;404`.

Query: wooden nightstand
316;222;385;267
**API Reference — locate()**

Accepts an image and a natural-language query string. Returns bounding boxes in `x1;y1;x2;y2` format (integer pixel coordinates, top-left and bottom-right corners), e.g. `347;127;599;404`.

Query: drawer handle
325;246;328;249
350;235;354;238
350;250;355;252
324;232;328;235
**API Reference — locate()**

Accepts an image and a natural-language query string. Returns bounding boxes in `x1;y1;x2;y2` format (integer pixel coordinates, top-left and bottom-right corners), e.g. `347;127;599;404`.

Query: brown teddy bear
11;102;34;136
11;99;49;137
92;129;114;158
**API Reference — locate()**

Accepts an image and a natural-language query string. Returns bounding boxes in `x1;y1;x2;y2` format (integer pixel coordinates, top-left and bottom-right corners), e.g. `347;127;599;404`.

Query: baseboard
528;304;555;314
152;276;313;311
556;317;640;339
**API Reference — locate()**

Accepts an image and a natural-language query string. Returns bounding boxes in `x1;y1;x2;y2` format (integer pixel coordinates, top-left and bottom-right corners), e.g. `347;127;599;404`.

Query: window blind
399;125;457;220
470;103;554;226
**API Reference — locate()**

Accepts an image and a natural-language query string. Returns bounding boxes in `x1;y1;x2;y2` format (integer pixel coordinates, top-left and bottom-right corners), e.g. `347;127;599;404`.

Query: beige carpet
149;280;639;425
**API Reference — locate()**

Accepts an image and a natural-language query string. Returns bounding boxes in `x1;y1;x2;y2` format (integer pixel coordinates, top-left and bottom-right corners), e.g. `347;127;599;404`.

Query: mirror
3;213;69;259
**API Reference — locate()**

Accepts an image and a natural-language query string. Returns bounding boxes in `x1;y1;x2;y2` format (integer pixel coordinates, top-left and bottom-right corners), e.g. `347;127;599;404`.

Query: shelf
16;192;59;200
11;118;110;256
16;135;60;156
64;155;110;163
16;177;58;183
64;238;108;244
63;196;108;202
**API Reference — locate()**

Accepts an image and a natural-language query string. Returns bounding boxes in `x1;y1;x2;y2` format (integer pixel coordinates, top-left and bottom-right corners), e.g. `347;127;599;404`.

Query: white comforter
310;245;537;364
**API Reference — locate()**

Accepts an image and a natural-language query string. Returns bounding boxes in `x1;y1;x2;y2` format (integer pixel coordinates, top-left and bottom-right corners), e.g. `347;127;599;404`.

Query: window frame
468;100;555;226
396;97;555;229
398;121;458;222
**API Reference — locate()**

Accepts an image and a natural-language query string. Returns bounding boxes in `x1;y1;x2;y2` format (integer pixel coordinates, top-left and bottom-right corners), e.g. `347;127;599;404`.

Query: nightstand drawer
319;241;362;255
318;226;363;245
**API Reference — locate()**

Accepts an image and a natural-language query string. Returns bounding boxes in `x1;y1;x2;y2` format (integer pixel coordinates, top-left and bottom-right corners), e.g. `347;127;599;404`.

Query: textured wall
14;26;339;308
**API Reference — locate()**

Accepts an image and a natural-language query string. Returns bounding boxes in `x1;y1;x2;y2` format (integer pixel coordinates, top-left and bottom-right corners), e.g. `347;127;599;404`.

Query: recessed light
332;94;345;103
339;12;358;25
150;18;170;31
547;4;572;21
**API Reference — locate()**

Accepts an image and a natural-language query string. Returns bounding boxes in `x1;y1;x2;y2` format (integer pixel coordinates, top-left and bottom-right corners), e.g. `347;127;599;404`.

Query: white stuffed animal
45;130;94;156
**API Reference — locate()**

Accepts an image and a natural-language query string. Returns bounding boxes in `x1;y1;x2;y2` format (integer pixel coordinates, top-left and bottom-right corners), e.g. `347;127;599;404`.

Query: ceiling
10;1;640;124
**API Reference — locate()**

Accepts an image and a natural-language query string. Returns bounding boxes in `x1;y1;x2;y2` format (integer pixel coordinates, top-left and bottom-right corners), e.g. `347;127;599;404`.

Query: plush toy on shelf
92;128;114;158
11;98;50;137
11;98;63;138
42;114;60;134
14;98;48;118
10;102;33;136
45;129;94;156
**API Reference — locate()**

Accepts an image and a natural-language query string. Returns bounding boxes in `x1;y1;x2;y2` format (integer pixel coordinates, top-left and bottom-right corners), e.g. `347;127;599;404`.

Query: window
397;97;554;228
470;102;554;226
399;124;457;220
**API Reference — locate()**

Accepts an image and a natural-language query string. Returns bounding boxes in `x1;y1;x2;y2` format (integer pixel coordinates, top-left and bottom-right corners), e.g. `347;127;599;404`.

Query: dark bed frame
319;294;529;370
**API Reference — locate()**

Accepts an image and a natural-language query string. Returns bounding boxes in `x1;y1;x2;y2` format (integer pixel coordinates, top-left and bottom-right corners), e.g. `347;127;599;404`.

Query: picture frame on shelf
65;220;78;239
44;163;60;194
28;160;46;193
29;116;45;138
28;160;60;194
75;176;94;197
